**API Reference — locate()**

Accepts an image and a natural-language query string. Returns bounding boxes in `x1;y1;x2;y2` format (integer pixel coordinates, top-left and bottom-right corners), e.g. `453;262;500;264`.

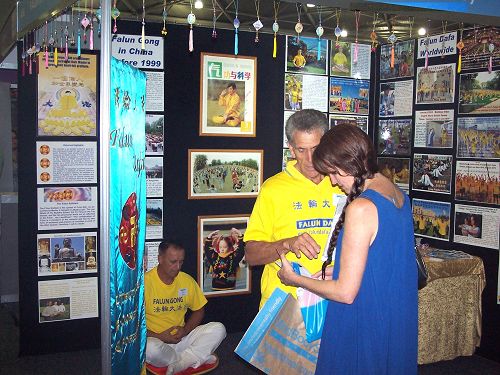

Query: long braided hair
312;124;379;279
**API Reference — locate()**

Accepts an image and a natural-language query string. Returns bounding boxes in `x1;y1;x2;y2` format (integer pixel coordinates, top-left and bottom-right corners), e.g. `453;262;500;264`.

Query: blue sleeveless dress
315;189;418;375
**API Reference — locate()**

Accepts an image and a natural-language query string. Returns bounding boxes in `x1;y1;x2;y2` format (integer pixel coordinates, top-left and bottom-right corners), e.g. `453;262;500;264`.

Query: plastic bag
296;286;327;343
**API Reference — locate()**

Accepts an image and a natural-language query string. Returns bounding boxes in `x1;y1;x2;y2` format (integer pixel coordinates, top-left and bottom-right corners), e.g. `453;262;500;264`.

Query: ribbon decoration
141;0;146;50
272;1;280;58
234;0;240;55
53;26;58;66
353;10;361;63
211;0;217;38
295;2;303;41
457;25;464;73
316;6;324;61
388;30;397;69
334;9;342;47
370;13;379;52
187;8;195;52
162;0;168;36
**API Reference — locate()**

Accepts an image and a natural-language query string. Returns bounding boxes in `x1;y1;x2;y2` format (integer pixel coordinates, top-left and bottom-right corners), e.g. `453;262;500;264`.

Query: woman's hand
277;250;300;287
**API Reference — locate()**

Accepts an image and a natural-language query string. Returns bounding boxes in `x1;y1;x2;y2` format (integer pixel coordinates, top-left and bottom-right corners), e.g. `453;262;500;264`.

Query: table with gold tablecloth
418;254;485;364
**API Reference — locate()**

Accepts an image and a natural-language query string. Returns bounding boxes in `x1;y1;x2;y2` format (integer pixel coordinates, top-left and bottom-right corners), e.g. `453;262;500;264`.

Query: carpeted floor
1;302;500;375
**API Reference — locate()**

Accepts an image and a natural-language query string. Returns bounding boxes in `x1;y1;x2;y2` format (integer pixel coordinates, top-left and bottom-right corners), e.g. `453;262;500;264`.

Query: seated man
145;240;226;375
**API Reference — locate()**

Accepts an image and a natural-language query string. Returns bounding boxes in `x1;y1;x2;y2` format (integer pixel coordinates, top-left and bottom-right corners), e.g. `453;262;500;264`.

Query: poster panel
36;141;97;184
416;32;457;60
460;27;500;71
37;186;98;230
146;198;163;239
145;71;164;112
200;53;256;136
329;114;368;133
38;277;98;323
285;73;329;112
285;35;328;75
144;241;161;272
145;114;164;156
198;215;251;297
459;70;500;114
145;157;163;198
109;58;147;374
454;204;500;250
416;63;455;104
377;118;412;156
37;53;97;136
457;116;500;159
455;161;500;204
379;80;413;117
414;110;454;148
412;154;453;194
329;77;369;115
412;198;451;241
330;42;371;79
111;34;164;69
37;232;97;276
380;40;415;80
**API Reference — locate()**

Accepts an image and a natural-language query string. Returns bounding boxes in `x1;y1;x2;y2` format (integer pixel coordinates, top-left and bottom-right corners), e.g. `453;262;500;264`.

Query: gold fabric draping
417;256;485;365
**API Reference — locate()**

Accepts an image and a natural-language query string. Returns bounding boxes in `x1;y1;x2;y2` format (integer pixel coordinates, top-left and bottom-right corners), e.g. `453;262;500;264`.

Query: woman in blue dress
277;124;417;375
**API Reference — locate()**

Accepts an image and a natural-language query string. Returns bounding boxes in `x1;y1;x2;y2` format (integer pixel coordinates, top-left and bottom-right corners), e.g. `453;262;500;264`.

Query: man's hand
157;326;185;344
282;233;320;260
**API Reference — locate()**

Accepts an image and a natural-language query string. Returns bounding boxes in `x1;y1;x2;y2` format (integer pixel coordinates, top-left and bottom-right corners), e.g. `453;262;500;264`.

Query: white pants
146;322;226;372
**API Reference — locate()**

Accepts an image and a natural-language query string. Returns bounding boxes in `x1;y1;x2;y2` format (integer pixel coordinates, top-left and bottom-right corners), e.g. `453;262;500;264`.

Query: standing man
244;109;344;308
145;240;226;375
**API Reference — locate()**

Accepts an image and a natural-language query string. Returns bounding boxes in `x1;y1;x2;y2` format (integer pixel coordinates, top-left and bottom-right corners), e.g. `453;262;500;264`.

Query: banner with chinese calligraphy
109;57;147;375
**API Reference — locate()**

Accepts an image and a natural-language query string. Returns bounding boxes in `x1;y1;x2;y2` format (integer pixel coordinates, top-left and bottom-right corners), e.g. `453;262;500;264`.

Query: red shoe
146;362;170;375
175;354;219;375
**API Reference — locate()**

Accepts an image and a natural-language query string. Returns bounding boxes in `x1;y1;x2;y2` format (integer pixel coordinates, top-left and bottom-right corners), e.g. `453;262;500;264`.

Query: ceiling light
306;3;316;7
418;27;426;36
194;0;203;9
341;29;348;37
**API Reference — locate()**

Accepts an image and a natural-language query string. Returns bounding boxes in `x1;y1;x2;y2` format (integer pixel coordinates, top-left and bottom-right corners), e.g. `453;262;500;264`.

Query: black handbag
415;244;429;290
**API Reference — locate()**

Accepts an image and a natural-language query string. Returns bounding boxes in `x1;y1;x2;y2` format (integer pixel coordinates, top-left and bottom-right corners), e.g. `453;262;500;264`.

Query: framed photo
285;35;328;75
199;52;257;137
198;215;251;297
188;149;263;199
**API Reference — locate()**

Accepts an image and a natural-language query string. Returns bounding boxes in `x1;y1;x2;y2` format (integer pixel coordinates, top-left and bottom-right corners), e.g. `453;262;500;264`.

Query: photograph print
329;77;369;115
200;53;256;137
380;39;415;80
412;198;451;241
286;35;328;75
459;70;500;114
198;215;251;297
188;149;263;199
145;114;164;155
416;63;455;104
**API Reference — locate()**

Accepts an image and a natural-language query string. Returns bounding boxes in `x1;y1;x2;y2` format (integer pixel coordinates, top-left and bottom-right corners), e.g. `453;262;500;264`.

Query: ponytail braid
321;175;367;280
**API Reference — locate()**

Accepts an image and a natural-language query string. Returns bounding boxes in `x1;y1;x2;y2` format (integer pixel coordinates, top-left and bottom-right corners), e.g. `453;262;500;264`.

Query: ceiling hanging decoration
89;0;94;50
81;1;90;45
353;10;361;63
334;8;342;47
64;22;69;60
95;5;102;36
253;0;263;43
77;6;82;57
141;0;146;50
388;28;397;69
457;24;464;73
316;6;324;61
295;2;303;41
211;0;217;38
187;0;196;52
408;16;414;39
441;20;448;58
424;22;430;68
162;0;168;36
112;0;120;33
233;0;240;55
488;39;495;73
54;21;59;66
272;0;280;58
44;20;49;69
370;12;379;52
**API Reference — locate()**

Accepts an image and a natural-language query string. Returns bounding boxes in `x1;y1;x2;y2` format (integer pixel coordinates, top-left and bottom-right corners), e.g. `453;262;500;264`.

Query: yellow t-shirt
144;268;207;333
244;160;344;308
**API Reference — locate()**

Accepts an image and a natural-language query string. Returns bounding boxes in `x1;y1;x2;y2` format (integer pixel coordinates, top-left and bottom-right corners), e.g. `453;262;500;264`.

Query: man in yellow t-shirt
244;109;344;308
293;49;306;68
145;240;226;374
